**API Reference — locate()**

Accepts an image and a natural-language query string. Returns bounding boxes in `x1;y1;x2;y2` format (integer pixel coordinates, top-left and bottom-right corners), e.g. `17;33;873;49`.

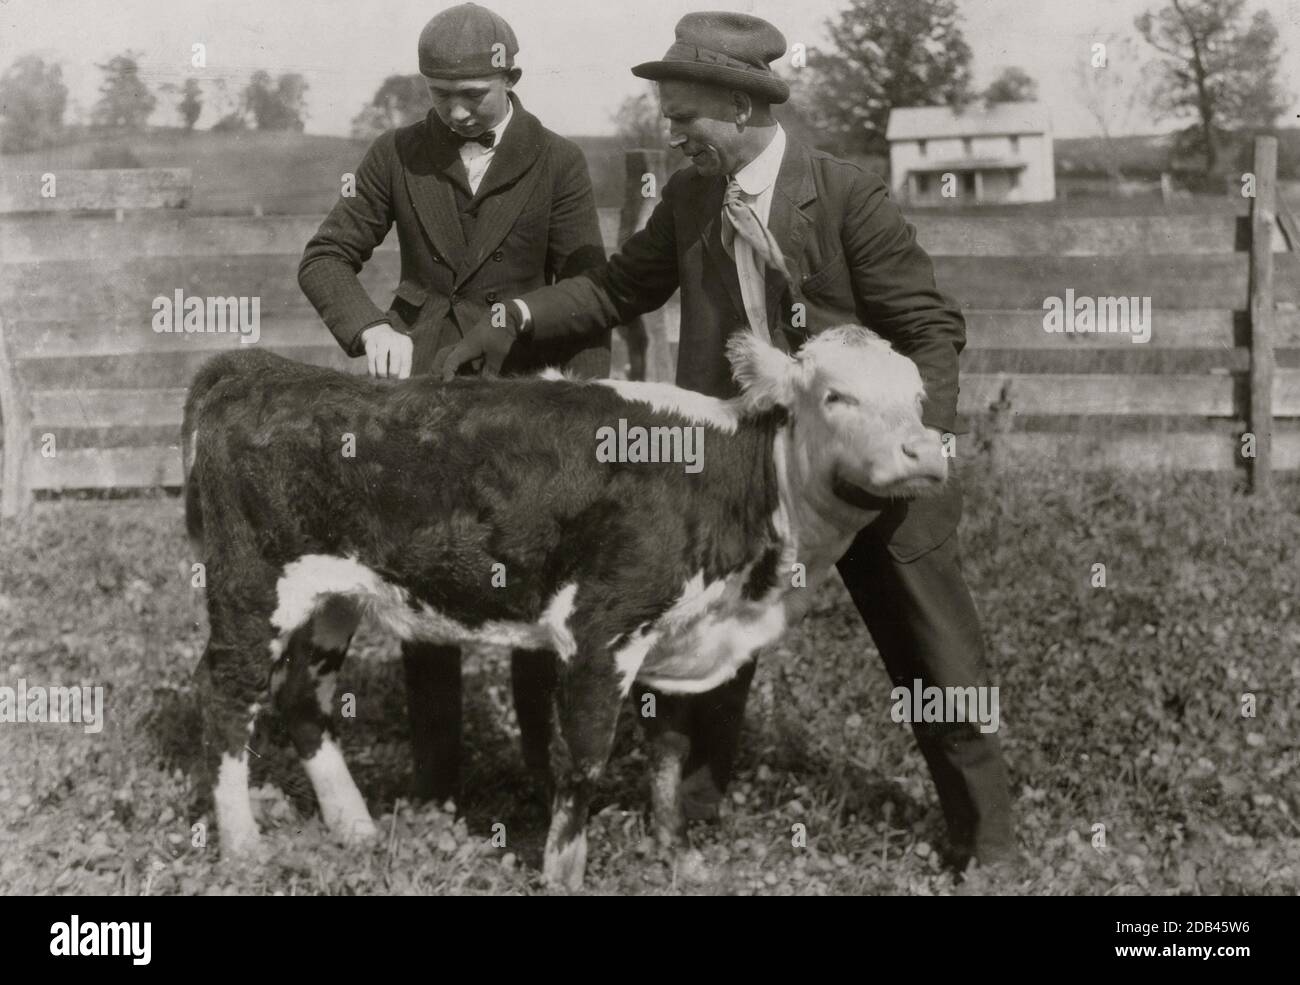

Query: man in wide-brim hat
442;10;1016;876
300;2;608;806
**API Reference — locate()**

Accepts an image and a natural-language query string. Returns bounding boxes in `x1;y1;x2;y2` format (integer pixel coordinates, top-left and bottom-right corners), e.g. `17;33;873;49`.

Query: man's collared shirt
724;124;786;343
459;100;514;195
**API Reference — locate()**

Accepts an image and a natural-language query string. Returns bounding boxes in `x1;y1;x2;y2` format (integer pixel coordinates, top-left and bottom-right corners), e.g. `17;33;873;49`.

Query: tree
241;70;308;131
92;52;156;129
1074;33;1151;183
0;55;68;153
178;78;203;130
351;74;431;138
611;88;668;148
983;67;1038;105
1136;0;1287;174
800;0;974;157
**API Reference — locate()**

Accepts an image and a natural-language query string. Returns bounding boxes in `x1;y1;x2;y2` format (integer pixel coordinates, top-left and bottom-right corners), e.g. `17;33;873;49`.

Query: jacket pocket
392;280;428;306
800;249;847;294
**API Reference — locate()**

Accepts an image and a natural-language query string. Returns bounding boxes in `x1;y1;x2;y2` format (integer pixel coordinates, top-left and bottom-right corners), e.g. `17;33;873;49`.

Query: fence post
0;314;32;519
1248;136;1276;495
620;149;673;383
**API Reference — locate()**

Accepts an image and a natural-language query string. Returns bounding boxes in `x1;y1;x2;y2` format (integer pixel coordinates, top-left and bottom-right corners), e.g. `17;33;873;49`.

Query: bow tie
453;130;496;150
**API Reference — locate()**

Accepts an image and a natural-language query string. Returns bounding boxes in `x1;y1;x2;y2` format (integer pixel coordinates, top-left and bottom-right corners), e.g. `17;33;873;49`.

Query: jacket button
492;250;504;262
485;291;499;304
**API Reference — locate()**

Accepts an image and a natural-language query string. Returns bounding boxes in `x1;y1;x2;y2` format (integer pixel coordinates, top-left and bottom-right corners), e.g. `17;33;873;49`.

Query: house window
1009;170;1020;189
917;139;927;156
917;173;931;195
961;137;973;155
1009;134;1020;153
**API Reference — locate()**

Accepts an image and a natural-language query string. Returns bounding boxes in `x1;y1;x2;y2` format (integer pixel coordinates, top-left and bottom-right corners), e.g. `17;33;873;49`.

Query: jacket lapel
765;139;817;337
402;110;470;273
698;177;747;319
457;95;546;287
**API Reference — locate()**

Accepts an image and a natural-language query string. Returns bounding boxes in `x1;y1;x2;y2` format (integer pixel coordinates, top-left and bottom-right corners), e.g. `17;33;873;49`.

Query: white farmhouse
885;102;1054;204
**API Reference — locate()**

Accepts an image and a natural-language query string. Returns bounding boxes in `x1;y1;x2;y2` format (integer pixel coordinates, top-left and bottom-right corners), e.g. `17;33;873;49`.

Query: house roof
906;157;1028;173
886;102;1049;141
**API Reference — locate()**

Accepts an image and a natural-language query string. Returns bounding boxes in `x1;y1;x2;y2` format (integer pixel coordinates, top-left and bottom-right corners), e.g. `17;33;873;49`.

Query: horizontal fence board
31;389;187;429
0;209;621;263
972;430;1300;471
932;255;1300;310
23;430;1300;490
959;370;1300;417
28;445;182;491
961;348;1251;374
20;344;361;390
23;369;1300;432
0;253;402;322
912;214;1246;257
0;214;374;262
0;169;192;214
8;315;339;359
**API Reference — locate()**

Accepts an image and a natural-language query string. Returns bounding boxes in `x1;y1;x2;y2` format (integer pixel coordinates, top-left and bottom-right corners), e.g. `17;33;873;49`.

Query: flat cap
418;3;519;79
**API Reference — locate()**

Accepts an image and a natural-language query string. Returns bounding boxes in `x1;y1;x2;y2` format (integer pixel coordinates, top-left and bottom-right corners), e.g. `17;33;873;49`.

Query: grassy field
2;456;1297;896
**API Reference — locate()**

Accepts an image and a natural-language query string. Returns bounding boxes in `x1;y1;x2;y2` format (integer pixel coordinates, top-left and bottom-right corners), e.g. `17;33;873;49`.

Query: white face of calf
728;326;948;507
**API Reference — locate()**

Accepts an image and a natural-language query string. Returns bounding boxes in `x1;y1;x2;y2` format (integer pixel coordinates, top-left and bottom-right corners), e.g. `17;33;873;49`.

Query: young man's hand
361;322;414;379
432;303;524;380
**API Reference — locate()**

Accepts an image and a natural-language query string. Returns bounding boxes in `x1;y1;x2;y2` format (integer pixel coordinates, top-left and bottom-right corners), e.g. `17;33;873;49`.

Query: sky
2;0;1298;139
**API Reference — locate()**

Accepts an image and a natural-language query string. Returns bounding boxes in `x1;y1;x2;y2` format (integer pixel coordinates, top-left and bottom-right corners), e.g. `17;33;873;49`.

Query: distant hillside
1056;128;1300;179
4;124;1295;215
0;126;636;215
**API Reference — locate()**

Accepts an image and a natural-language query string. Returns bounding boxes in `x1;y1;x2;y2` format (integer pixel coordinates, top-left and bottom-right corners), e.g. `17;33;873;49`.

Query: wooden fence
0;138;1296;518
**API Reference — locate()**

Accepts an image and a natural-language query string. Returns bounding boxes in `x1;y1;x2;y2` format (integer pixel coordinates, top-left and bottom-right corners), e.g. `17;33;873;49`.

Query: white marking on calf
634;564;789;695
540;582;579;660
270;554;575;654
301;736;377;844
596;379;740;433
215;751;259;854
611;626;660;694
314;671;338;716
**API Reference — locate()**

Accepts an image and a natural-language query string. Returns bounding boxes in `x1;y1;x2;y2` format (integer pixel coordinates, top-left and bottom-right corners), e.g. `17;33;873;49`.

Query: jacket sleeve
545;142;607;283
523;169;683;344
298;132;396;357
842;168;966;434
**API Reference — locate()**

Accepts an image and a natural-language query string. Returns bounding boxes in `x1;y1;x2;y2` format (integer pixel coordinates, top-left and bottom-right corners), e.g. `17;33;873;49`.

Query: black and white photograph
0;0;1296;921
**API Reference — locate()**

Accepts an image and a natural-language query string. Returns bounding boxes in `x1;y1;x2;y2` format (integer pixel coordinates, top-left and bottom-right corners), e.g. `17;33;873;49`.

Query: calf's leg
631;683;692;846
401;641;462;803
197;596;277;858
511;647;558;799
274;596;375;844
543;645;625;891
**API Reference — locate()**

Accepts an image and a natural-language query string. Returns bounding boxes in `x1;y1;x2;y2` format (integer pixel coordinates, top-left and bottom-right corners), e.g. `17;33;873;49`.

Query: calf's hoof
543;831;588;891
219;828;266;862
679;771;724;822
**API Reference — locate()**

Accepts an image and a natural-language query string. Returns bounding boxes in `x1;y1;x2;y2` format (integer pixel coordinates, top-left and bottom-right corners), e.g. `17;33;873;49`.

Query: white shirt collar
730;125;786;196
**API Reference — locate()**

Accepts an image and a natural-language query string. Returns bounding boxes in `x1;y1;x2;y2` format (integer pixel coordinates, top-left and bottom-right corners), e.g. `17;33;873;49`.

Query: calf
182;326;947;889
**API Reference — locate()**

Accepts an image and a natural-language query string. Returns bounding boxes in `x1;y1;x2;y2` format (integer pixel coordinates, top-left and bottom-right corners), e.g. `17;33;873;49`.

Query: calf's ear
727;331;802;413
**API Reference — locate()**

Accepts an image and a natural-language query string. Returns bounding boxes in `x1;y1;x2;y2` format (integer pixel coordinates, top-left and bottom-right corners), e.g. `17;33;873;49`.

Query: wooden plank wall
1;149;1297;517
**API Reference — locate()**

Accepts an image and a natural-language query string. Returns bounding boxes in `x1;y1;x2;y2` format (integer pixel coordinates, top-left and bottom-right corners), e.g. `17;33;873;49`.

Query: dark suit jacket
299;94;609;378
520;136;967;560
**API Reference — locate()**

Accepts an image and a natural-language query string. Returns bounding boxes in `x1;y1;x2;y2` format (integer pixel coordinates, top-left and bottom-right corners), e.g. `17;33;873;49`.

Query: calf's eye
824;390;858;407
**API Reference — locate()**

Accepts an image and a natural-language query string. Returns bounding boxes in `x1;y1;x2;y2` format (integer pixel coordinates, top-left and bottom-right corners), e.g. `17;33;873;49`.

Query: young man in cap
440;10;1016;872
299;2;608;805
